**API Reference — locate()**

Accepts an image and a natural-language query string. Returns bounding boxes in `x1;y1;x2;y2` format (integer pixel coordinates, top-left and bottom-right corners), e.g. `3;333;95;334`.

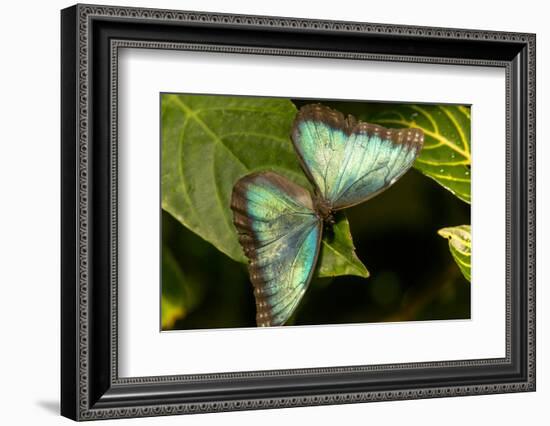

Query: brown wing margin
292;103;424;147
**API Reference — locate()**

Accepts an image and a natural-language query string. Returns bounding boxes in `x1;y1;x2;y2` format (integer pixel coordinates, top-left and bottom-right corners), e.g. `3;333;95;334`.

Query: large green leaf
438;225;471;282
161;245;202;329
371;105;471;203
161;94;368;279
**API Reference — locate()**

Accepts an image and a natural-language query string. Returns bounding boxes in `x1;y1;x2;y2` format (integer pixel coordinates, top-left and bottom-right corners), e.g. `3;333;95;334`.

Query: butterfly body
312;191;335;225
231;104;424;327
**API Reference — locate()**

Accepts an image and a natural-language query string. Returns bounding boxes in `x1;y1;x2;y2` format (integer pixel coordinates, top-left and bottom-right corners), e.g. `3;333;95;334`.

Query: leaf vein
170;96;249;170
321;239;366;276
442;107;470;155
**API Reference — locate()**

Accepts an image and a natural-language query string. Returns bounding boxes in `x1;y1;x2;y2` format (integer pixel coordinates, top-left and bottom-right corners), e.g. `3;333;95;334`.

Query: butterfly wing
291;104;424;210
231;171;322;326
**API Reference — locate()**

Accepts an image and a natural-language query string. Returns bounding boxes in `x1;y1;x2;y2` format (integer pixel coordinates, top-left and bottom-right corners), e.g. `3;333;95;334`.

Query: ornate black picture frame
61;3;536;421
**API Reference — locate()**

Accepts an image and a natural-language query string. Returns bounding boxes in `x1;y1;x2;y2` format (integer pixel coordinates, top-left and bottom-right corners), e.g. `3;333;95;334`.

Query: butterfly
230;104;424;326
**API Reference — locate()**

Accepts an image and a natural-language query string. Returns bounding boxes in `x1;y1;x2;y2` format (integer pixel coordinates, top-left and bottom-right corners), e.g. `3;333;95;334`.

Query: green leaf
161;245;203;329
371;104;471;203
438;225;471;282
317;212;369;278
161;94;368;279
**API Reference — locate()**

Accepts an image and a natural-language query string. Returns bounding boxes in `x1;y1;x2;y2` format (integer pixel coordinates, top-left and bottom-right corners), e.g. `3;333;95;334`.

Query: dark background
162;99;471;330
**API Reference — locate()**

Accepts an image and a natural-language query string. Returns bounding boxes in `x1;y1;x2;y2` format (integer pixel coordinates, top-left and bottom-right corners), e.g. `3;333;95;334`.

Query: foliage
438;225;472;282
317;212;369;278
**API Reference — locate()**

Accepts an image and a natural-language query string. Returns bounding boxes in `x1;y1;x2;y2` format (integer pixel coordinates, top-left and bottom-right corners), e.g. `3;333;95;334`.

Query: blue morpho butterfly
231;104;424;327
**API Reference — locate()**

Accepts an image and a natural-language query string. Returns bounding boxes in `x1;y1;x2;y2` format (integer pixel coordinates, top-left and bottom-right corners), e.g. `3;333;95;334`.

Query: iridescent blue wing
291;104;424;210
231;171;322;326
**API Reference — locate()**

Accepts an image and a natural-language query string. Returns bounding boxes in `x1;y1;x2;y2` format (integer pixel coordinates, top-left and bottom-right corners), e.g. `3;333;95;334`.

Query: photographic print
161;94;471;330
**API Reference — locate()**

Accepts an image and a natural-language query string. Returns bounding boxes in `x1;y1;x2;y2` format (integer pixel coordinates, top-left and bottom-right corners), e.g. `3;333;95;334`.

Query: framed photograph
61;3;536;421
